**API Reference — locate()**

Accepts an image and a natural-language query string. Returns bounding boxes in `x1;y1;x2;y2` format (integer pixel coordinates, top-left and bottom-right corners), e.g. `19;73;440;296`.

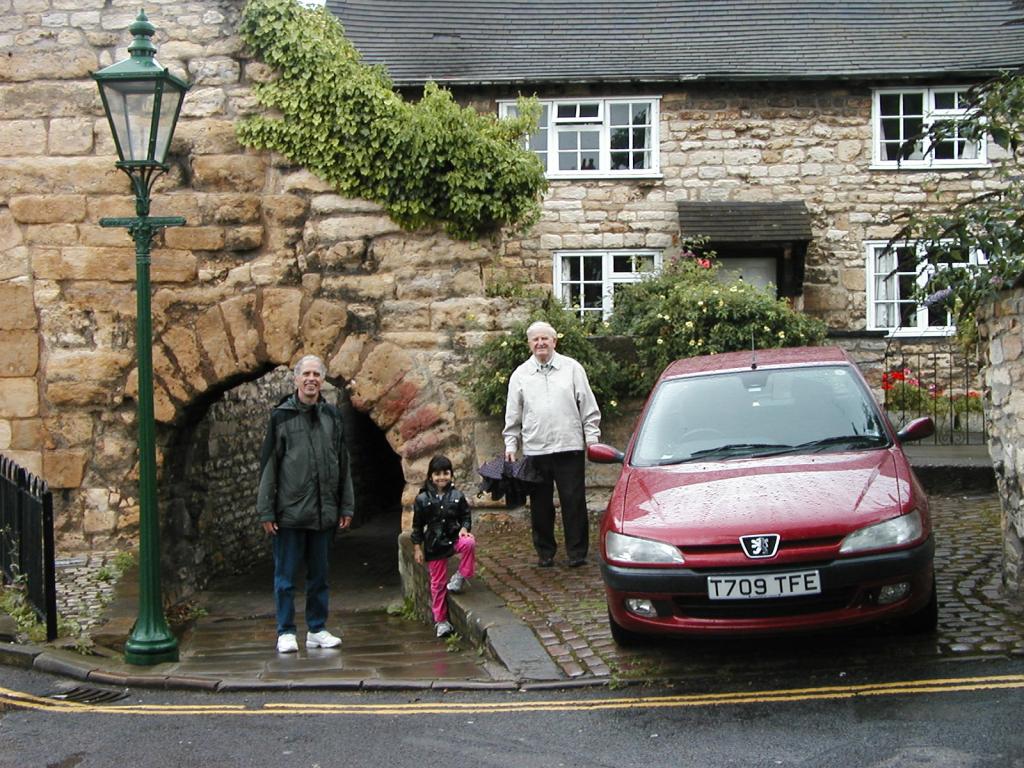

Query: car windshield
631;364;890;467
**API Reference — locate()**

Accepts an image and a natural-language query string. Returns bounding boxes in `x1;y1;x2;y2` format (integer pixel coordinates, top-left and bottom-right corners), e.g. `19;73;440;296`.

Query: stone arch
145;283;472;515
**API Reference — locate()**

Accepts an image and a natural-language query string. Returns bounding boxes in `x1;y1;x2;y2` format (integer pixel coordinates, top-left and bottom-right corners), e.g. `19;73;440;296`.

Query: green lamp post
92;9;189;666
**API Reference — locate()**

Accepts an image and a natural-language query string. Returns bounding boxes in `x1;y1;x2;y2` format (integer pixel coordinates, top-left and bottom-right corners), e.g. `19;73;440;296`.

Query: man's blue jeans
273;527;332;636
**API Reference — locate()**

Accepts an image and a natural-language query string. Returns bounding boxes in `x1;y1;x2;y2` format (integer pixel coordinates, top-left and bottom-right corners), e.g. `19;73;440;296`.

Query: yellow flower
656;338;664;345
778;331;786;339
689;339;696;346
610;400;618;408
685;320;694;329
729;286;738;293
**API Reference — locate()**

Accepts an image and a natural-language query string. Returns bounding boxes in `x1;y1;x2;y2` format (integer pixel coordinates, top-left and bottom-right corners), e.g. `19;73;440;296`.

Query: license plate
707;570;821;600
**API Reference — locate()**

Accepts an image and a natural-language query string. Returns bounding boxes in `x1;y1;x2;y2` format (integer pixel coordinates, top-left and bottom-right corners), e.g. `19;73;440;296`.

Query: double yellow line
3;674;1024;717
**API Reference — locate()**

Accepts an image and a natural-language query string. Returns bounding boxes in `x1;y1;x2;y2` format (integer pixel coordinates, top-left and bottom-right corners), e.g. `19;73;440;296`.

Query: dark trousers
528;450;588;561
273;527;332;636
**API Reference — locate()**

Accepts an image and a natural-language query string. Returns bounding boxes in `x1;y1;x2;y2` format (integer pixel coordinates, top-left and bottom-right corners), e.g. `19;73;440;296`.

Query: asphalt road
4;658;1024;768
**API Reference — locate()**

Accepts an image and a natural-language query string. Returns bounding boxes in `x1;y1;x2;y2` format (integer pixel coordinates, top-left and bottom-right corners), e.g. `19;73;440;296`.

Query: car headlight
839;510;924;554
605;531;685;564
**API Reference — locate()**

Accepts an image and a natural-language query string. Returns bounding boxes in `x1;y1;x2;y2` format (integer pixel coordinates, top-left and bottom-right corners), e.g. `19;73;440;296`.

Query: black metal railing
0;454;57;640
882;339;986;446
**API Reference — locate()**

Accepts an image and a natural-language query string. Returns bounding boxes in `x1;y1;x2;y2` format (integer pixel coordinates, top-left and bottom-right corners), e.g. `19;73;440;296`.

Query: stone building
2;0;1022;596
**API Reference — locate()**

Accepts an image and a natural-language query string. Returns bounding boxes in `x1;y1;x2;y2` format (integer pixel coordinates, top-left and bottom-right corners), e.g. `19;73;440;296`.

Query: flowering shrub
608;254;828;391
882;367;984;419
464;254;828;415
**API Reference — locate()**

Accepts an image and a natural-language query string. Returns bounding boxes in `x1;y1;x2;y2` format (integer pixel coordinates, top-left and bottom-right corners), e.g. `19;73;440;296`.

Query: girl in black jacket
411;455;475;638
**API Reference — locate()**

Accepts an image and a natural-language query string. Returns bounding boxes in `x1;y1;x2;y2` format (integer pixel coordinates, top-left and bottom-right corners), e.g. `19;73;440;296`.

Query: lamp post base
124;634;180;666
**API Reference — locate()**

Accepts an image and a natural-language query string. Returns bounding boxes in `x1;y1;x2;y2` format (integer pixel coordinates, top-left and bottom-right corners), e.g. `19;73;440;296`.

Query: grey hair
526;321;557;339
293;354;326;378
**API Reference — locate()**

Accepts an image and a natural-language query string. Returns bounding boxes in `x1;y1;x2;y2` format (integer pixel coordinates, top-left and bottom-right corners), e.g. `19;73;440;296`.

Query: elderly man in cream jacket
503;321;601;568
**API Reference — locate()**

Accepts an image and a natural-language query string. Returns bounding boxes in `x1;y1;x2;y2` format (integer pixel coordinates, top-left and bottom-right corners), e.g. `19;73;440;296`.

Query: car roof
658;346;853;381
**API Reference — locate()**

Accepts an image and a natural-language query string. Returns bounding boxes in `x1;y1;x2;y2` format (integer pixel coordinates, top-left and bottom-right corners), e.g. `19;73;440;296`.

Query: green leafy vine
237;0;547;240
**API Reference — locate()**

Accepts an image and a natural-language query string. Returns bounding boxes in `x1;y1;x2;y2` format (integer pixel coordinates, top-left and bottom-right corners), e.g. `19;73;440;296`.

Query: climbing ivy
237;0;548;240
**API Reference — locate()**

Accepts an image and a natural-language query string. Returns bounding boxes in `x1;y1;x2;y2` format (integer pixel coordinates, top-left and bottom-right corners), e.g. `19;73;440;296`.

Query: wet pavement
4;472;1024;691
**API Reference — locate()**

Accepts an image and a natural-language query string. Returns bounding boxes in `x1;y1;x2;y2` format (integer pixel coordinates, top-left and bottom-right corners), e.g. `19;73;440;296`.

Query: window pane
879;93;901;116
934;91;956;110
557;103;577;119
613;254;633;272
565;283;581;306
579;103;599;118
632;104;649;123
610;151;628;170
611;127;629;149
530;130;548;152
609;103;629;124
903;93;924;115
583;255;603;280
581;131;599;150
632;151;647;169
632;127;648;148
563;255;580;281
583;283;602;308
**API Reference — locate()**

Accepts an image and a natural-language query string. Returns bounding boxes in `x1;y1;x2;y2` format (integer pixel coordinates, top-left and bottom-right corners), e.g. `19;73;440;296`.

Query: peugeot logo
740;533;780;559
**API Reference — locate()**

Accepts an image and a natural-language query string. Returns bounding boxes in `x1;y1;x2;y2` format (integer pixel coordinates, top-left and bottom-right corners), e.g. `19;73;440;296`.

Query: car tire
608;610;643;647
902;576;939;634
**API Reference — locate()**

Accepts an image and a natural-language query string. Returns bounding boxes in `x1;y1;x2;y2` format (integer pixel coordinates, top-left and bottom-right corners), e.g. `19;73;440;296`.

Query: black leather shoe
537;557;554;567
568;558;587;568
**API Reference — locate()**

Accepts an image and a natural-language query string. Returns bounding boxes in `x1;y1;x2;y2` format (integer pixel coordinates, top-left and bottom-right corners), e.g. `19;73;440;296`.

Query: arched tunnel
157;366;405;603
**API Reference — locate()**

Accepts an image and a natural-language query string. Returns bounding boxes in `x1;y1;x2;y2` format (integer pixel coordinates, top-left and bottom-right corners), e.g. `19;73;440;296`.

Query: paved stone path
472;492;1024;682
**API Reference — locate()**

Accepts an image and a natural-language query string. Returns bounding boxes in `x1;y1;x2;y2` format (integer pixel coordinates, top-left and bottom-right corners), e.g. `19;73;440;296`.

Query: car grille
672;588;856;619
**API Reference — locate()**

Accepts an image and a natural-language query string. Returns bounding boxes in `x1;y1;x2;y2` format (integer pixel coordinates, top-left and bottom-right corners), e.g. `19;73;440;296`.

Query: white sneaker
306;629;342;648
276;633;298;653
446;572;467;594
435;621;454;638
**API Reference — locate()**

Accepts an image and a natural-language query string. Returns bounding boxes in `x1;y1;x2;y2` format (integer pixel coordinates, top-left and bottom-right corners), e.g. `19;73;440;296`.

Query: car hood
618;449;914;545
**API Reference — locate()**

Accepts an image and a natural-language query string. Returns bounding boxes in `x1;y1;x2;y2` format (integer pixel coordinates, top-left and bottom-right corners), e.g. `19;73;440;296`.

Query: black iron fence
882;339;986;446
0;454;57;641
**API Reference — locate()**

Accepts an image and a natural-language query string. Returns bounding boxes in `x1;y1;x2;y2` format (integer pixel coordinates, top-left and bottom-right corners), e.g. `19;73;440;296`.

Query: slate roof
325;0;1024;87
677;202;812;243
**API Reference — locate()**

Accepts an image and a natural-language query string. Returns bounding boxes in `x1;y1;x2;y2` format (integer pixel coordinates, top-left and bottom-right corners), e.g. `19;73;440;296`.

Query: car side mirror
587;443;625;464
896;416;935;443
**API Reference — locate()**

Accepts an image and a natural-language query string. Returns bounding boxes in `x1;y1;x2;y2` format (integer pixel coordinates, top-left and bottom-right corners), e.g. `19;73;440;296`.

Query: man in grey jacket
503;321;601;568
257;354;355;653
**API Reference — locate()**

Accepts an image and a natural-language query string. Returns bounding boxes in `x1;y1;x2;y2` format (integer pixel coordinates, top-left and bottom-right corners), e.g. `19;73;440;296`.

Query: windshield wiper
685;443;794;460
790;434;888;453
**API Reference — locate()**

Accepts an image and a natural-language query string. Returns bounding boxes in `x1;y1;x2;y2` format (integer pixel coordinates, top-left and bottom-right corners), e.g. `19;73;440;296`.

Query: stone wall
0;0;1004;568
978;287;1024;600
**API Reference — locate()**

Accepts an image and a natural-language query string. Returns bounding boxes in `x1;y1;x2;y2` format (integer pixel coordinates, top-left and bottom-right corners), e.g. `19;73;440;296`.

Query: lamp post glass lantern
92;9;189;666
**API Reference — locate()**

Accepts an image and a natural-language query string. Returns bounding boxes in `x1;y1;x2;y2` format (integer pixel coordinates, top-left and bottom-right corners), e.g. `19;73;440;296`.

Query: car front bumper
601;536;935;636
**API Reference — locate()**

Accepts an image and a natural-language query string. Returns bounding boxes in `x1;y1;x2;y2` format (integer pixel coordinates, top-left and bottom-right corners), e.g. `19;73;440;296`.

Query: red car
588;346;937;644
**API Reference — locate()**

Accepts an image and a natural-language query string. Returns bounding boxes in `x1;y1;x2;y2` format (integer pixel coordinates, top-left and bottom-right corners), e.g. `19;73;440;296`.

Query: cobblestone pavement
472;492;1024;682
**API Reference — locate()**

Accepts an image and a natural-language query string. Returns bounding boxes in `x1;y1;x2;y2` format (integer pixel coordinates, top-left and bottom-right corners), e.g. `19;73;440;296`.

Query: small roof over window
677;201;812;243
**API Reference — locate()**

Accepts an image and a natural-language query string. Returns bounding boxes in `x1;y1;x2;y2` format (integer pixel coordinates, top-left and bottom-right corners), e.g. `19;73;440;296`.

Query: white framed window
554;250;662;320
499;97;661;178
872;87;986;169
865;241;986;336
